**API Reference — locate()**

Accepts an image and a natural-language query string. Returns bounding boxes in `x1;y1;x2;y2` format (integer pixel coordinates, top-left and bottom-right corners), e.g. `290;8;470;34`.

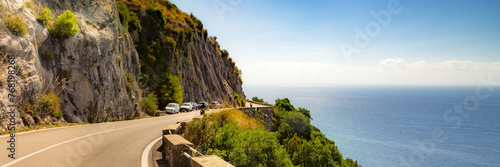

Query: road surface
0;110;209;167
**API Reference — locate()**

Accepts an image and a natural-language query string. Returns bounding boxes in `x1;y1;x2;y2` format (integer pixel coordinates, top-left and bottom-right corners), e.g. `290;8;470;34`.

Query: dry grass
117;0;192;25
211;109;264;130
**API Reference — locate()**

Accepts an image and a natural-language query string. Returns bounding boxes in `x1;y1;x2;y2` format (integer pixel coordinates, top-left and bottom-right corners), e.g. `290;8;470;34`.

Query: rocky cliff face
0;0;142;131
0;0;243;131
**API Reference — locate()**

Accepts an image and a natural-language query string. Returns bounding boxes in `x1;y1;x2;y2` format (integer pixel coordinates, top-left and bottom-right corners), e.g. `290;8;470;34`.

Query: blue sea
244;85;500;167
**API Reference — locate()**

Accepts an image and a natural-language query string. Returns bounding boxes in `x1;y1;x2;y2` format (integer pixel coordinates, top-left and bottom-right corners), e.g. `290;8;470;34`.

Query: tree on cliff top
275;98;296;112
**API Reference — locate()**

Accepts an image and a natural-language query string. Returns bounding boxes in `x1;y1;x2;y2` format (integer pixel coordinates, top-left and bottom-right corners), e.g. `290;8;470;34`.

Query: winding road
0;110;205;167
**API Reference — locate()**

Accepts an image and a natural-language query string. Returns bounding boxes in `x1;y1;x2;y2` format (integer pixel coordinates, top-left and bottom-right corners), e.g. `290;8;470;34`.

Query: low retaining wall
163;135;193;167
239;107;274;131
162;118;234;167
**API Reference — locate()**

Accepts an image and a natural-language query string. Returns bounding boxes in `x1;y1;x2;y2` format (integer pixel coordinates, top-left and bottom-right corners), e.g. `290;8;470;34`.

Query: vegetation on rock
2;11;28;36
49;10;78;39
37;7;53;27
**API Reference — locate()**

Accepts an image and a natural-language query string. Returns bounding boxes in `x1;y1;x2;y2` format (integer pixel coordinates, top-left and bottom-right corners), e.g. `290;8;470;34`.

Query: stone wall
161;121;233;167
239;107;274;131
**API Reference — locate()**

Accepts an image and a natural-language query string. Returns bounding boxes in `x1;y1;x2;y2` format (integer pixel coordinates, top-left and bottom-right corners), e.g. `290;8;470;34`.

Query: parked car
198;101;208;110
189;102;198;110
165;103;180;114
180;103;194;112
210;101;221;109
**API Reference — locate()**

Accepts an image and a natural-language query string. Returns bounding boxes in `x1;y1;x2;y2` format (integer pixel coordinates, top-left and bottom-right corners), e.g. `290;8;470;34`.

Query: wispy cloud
379;58;500;71
239;59;500;85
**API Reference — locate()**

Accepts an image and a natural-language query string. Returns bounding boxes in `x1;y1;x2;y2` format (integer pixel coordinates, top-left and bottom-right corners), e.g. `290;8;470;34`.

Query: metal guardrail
185;144;204;156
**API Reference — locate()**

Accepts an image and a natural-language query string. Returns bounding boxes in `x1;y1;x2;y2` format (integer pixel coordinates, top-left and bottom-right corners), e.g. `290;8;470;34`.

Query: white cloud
238;59;500;86
379;58;407;70
379;59;500;71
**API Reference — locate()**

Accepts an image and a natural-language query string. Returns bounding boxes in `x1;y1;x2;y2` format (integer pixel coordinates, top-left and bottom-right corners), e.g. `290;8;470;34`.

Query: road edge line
141;136;162;167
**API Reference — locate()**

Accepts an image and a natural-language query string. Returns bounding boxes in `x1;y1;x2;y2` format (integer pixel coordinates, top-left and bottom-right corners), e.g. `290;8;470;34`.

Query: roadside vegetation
142;93;158;116
252;96;268;104
185;98;361;167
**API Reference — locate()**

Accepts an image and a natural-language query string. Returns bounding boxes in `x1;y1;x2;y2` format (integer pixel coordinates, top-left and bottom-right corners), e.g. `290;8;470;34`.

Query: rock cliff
0;0;244;131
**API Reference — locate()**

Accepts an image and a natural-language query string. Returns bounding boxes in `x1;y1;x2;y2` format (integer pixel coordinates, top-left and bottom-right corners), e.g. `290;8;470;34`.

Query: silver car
165;103;180;114
180;103;193;112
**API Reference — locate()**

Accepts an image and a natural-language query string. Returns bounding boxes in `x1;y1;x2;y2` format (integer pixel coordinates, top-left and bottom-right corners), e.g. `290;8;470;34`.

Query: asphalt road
0;110;209;167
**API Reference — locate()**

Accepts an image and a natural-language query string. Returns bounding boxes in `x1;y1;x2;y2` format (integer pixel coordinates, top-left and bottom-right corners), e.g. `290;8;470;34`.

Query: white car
165;103;180;114
180;103;193;112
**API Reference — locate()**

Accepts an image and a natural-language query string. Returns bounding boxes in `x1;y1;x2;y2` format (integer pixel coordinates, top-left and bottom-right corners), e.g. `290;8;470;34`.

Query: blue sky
171;0;500;86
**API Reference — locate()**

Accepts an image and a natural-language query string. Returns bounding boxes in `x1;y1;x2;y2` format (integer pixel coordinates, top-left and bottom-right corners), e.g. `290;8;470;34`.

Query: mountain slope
0;0;244;131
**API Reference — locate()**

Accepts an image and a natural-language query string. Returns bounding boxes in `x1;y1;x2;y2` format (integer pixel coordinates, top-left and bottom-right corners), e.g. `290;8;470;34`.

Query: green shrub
251;96;267;103
275;98;296;112
143;93;158;116
229;129;292;167
221;49;229;57
234;93;246;107
162;36;176;52
290;137;340;166
38;93;63;118
189;13;203;30
297;107;312;120
158;74;183;106
116;2;130;30
116;2;141;32
49;10;78;39
4;15;28;36
146;7;165;26
37;7;53;27
283;112;311;139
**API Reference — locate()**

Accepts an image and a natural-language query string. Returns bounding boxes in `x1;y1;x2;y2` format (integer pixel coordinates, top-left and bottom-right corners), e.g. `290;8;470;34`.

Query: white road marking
141;136;162;167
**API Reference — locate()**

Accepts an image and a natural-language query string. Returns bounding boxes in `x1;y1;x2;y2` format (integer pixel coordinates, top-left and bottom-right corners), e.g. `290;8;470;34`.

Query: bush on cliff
49;10;78;39
37;7;53;27
116;2;141;32
38;93;63;118
3;14;28;36
234;93;246;107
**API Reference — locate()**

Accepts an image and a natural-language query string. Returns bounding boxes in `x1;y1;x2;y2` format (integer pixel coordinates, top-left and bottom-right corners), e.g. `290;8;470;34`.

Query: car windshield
167;104;177;107
181;103;190;106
